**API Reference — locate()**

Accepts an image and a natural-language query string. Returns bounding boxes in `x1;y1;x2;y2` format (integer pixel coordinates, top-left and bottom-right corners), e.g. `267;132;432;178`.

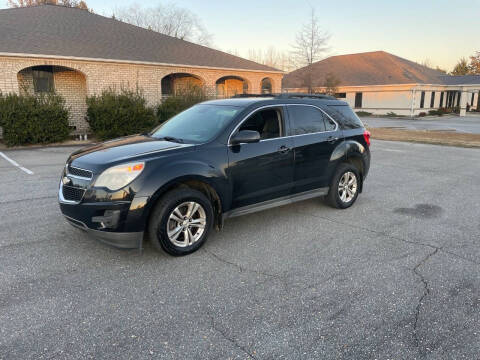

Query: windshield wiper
156;136;184;143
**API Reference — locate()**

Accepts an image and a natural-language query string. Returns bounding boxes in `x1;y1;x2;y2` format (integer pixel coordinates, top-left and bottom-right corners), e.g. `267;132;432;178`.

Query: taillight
363;130;371;147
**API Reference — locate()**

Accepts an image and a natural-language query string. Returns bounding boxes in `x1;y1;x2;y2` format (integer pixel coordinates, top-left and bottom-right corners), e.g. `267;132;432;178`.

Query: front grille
67;165;93;179
62;185;85;202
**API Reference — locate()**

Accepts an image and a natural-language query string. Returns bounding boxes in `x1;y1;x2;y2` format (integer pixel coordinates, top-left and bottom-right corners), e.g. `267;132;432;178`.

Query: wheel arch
330;140;367;193
144;175;224;232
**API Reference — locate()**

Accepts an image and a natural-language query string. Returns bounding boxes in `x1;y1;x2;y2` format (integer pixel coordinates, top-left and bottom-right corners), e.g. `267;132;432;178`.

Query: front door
227;107;294;209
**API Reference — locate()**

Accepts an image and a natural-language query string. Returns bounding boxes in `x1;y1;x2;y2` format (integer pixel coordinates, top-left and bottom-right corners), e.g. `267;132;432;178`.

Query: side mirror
230;130;261;145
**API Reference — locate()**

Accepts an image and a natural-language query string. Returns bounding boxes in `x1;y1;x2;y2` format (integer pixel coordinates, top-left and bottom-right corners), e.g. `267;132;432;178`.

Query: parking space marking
380;148;405;153
0;151;34;175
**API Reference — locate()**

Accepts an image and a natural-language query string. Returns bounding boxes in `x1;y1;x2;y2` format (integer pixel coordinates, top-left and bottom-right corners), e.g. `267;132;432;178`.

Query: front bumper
59;181;149;249
64;215;143;249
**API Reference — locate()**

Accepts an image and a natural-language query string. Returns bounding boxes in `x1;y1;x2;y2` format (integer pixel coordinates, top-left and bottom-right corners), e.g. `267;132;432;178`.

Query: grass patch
368;127;480;148
355;111;373;117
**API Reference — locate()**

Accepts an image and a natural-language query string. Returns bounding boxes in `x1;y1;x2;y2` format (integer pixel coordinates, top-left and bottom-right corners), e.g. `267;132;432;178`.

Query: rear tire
326;163;360;209
148;188;214;256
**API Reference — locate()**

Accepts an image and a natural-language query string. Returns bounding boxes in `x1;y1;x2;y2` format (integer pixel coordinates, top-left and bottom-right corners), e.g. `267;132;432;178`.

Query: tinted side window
239;108;283;140
288;105;326;135
324;115;336;131
325;105;364;129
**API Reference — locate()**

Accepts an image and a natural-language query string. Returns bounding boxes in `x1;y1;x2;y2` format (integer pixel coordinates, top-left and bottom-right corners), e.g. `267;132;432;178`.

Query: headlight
94;162;145;191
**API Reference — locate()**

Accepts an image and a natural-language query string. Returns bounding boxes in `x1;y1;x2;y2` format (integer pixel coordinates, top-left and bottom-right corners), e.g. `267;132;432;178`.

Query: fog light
92;210;121;229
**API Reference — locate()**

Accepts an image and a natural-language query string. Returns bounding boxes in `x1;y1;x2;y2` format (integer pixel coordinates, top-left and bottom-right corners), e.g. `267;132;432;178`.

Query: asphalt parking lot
364;114;480;134
1;140;479;359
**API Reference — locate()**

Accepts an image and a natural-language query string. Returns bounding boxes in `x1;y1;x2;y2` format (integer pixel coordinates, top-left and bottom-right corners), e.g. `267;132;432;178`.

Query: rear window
287;105;326;135
325;105;364;129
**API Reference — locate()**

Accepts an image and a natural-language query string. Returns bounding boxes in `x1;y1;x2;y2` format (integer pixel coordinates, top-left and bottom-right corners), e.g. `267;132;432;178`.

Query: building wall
53;68;88;133
284;83;480;117
0;55;283;134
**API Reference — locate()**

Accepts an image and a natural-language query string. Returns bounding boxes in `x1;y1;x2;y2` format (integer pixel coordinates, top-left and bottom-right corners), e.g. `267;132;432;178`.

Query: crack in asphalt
412;248;440;355
292;211;462;356
296;210;439;251
297;210;480;267
208;313;257;360
203;248;282;279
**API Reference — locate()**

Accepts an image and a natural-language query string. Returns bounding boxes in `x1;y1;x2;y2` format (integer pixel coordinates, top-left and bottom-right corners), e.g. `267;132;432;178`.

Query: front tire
326;163;360;209
148;188;214;256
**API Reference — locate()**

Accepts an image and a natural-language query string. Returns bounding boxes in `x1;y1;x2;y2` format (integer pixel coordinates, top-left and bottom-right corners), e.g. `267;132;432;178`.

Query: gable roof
0;4;280;73
282;51;472;88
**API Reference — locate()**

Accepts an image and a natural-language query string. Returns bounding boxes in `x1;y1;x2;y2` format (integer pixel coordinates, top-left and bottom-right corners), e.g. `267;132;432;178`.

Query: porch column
410;88;416;118
473;91;479;110
459;88;468;116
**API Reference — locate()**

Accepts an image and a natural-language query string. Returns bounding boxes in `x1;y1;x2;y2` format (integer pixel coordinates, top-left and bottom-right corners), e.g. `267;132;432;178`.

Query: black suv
59;94;371;255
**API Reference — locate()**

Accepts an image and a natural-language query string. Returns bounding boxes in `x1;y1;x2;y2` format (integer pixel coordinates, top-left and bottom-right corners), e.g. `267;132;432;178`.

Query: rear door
227;106;294;209
286;104;343;193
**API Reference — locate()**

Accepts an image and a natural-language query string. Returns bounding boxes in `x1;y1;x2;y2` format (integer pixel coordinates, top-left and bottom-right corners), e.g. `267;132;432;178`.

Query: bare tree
421;58;432;68
435;66;447;74
114;3;212;46
246;47;295;72
8;0;89;9
226;49;241;57
291;8;330;92
247;48;263;64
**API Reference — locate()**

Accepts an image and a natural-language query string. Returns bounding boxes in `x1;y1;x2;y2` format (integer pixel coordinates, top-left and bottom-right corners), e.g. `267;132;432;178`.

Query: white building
282;51;480;117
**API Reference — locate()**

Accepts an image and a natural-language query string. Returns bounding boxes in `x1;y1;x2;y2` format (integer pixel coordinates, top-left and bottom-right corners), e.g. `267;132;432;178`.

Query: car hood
69;135;195;172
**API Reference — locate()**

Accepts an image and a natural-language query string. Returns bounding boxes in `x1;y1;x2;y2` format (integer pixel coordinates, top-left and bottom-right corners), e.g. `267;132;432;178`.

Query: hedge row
0;92;70;146
86;89;157;140
0;86;210;146
86;87;209;140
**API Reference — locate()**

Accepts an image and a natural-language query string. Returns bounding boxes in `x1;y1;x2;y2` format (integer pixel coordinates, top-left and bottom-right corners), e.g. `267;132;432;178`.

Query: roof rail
277;93;337;100
232;94;277;98
232;93;338;100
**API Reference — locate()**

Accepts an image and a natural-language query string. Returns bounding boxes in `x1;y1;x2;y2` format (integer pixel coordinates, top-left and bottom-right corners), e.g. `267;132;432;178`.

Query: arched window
261;78;273;94
216;76;249;98
161;73;204;97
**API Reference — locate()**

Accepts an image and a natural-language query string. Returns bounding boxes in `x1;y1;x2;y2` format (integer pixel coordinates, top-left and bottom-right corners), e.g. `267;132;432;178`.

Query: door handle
278;145;291;154
327;136;339;143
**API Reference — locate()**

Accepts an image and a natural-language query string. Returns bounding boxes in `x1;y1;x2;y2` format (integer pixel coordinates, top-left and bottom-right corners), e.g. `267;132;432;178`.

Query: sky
1;0;478;71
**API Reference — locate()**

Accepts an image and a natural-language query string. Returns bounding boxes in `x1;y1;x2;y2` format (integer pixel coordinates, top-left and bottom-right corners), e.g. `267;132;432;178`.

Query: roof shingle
283;51;480;87
0;4;280;72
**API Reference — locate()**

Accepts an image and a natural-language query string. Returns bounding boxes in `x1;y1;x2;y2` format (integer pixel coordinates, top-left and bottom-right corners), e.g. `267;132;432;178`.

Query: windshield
151;104;241;143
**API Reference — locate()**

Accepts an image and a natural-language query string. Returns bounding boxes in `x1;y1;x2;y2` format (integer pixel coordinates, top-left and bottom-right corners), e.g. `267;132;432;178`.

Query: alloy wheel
338;171;358;203
167;201;207;247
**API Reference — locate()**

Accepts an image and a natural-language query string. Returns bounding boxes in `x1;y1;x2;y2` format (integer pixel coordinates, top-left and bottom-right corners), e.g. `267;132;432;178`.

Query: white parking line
380;148;405;153
0;152;34;175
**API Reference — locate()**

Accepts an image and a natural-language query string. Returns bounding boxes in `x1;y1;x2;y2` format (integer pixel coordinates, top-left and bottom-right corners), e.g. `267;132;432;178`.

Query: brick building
0;5;283;135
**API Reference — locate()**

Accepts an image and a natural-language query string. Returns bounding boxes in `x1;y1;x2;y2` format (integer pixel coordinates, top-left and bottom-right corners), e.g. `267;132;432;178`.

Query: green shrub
428;109;443;116
355;111;373;117
385;111;398;117
438;107;451;114
86;89;156;140
157;85;209;124
0;92;70;146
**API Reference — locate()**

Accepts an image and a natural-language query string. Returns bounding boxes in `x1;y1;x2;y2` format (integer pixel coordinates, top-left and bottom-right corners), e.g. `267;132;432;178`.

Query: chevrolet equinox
59;94;371;255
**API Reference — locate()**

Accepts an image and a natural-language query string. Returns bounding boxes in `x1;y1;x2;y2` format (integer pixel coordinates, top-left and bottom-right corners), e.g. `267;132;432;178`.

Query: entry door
227;107;294;209
287;105;342;193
